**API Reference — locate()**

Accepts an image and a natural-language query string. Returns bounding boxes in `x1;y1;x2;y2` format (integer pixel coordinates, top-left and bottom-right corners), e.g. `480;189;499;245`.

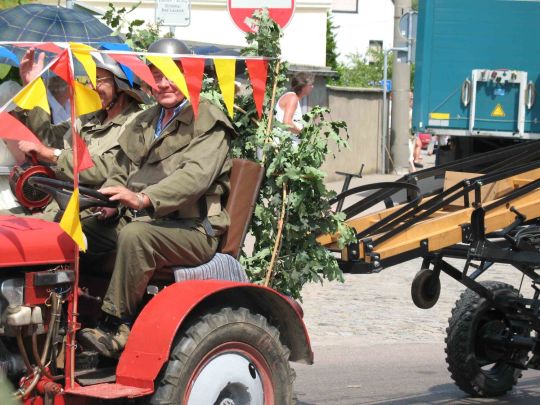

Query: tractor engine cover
9;162;55;211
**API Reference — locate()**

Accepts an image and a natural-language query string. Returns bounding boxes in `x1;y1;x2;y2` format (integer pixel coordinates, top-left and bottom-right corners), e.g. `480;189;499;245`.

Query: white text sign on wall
156;0;191;27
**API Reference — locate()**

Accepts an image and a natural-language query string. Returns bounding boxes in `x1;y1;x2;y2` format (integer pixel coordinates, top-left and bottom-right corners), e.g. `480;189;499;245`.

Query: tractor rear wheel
150;307;295;405
445;281;530;397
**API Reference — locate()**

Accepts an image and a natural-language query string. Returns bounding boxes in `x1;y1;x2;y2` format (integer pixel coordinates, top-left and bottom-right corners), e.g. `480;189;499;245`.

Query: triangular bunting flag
180;58;205;118
108;53;157;90
100;43;135;86
71;43;96;88
0;112;41;143
146;55;190;100
0;46;19;66
246;59;269;119
74;130;94;173
13;77;50;114
214;59;236;118
73;80;101;116
13;42;63;54
50;50;71;83
59;188;86;251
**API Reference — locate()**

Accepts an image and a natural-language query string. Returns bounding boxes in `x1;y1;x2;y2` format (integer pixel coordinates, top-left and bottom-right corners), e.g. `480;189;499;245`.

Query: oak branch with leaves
230;10;355;299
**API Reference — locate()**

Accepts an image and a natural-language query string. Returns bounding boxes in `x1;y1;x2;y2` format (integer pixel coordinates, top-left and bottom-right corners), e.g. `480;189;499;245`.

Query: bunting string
0;41;274;120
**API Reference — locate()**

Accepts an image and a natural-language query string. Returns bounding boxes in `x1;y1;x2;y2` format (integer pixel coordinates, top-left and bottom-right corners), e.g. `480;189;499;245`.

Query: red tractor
0;159;312;404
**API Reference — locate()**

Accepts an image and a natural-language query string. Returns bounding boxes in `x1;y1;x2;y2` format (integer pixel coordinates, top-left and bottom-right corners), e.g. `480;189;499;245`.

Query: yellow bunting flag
13;77;50;114
146;55;190;100
71;43;97;88
59;188;86;251
73;80;102;116
214;59;236;118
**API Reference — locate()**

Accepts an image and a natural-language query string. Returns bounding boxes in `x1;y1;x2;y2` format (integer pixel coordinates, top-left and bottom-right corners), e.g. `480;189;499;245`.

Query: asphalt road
292;255;540;404
294;342;540;404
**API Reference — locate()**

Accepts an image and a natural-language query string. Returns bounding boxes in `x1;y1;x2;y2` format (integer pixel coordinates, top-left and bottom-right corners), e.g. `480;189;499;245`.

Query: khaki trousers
83;217;218;320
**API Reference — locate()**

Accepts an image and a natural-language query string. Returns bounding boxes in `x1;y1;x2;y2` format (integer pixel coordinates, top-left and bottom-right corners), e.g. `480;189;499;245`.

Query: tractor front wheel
150;307;294;405
445;281;530;397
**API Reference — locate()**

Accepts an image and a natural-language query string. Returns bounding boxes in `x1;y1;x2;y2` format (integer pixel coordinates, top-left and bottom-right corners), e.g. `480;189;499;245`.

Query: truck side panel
413;0;540;137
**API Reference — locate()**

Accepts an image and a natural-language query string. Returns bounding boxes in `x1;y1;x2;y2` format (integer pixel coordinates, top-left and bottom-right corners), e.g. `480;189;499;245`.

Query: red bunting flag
13;42;64;54
50;50;70;83
180;58;205;118
0;112;41;143
246;59;269;119
74;130;94;173
108;53;157;90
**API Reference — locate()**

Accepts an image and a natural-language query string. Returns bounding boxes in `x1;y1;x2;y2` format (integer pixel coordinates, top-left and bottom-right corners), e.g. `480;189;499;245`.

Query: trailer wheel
411;268;440;309
150;307;295;405
445;281;530;397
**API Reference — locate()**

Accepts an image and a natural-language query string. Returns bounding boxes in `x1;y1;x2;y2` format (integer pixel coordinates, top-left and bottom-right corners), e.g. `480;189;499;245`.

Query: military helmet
148;38;191;58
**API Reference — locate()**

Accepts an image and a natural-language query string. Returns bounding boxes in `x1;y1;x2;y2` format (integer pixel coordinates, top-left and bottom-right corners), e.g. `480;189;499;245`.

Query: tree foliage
226;10;354;298
0;0;34;9
326;12;340;73
101;2;164;51
332;49;392;88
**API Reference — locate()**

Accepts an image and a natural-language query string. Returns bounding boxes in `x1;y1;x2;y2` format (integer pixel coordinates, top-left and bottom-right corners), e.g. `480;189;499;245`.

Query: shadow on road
348;377;540;404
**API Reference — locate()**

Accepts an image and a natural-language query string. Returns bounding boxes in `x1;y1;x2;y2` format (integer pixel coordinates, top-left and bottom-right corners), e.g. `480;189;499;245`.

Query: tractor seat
172;253;248;282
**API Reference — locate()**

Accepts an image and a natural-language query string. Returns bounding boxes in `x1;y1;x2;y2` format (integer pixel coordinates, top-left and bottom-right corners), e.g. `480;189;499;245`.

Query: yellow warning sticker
491;104;506;117
429;112;450;120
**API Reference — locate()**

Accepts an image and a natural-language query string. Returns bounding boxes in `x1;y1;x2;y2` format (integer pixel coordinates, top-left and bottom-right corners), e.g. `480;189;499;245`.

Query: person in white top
275;72;314;136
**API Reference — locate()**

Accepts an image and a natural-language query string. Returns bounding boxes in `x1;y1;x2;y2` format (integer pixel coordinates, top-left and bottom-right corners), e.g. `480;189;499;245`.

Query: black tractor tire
150;307;295;405
445;281;530;397
411;268;441;309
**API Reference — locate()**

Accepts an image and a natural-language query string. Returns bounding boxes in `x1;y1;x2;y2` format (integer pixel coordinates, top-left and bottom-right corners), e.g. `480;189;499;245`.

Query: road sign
228;0;295;33
156;0;191;27
398;11;418;63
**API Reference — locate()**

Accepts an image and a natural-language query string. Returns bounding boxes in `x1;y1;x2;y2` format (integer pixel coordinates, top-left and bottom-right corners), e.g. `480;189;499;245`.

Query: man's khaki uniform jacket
103;99;235;235
15;101;142;186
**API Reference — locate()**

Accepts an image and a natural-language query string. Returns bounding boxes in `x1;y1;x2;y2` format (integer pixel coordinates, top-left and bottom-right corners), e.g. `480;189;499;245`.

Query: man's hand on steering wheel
98;186;150;211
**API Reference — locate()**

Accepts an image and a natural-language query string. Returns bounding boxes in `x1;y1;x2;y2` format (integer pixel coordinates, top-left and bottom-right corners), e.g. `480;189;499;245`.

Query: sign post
156;0;191;28
227;0;295;33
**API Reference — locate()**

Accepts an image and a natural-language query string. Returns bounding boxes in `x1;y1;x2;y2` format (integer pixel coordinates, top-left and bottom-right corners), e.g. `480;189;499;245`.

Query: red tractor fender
115;280;313;390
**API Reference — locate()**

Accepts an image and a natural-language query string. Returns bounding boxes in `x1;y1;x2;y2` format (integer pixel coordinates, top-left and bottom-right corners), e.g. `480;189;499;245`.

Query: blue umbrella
0;4;124;75
0;4;122;44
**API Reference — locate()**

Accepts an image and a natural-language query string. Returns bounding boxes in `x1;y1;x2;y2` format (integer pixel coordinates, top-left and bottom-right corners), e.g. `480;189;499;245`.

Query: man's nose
155;75;170;87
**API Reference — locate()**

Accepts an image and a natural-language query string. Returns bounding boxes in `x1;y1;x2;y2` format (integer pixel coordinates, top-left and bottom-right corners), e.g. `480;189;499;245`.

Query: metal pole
382;47;407;174
390;0;412;174
382;50;389;174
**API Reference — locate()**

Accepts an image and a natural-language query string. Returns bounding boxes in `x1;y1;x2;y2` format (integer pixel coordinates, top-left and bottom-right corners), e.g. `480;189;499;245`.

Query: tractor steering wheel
27;177;118;212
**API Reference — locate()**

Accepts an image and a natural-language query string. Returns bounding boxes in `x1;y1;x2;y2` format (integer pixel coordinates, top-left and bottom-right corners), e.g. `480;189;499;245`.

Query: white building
44;0;331;68
331;0;394;64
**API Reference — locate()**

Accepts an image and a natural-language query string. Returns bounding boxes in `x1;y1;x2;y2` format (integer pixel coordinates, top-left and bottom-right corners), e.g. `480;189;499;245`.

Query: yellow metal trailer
320;141;540;397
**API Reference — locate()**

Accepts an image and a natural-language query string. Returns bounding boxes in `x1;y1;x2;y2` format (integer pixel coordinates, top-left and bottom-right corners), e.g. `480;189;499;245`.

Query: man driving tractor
77;38;236;358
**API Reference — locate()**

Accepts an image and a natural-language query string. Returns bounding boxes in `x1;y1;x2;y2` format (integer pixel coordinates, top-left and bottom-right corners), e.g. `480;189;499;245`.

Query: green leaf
0;64;11;80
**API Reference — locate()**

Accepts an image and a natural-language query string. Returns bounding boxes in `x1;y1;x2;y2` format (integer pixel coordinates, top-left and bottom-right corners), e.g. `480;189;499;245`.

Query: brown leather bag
219;159;264;258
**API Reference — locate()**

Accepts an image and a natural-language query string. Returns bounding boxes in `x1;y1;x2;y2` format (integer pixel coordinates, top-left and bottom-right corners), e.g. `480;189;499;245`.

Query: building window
332;0;358;13
367;40;383;64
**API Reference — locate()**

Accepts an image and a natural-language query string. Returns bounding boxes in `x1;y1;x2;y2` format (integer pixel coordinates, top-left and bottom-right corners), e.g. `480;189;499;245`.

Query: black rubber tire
150;307;295;405
445;281;529;397
411;268;441;309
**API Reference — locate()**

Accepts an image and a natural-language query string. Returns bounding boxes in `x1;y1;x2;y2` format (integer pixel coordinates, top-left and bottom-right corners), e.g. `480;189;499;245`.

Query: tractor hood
0;216;75;268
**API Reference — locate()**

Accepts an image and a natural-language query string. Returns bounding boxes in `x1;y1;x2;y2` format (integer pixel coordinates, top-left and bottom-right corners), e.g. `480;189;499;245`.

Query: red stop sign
228;0;295;33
